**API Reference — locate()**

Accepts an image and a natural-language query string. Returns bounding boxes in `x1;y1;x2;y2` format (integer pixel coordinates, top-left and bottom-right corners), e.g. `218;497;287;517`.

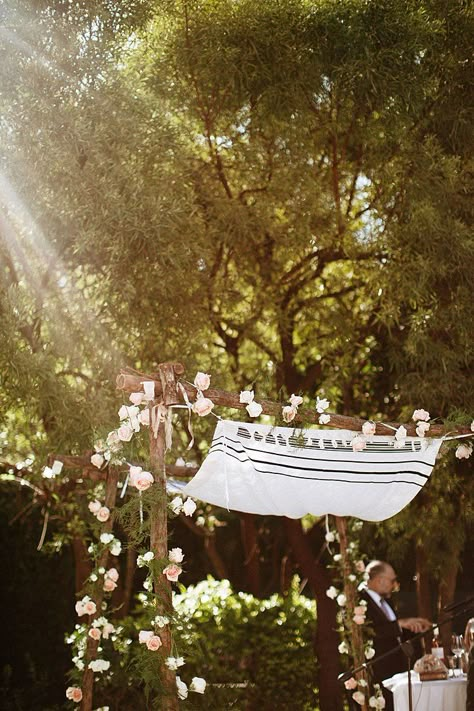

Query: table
383;671;467;711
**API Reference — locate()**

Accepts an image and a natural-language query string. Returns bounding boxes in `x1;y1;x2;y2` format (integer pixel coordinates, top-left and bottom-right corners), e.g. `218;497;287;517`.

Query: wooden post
81;466;119;711
335;515;368;710
147;363;182;711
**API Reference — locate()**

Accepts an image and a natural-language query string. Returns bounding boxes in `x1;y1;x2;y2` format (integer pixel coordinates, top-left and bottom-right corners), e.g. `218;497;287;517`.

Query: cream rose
163;563;182;582
146;635;162;652
412;409;430;422
96;506;110;523
193;397;215;416
194;372;211;391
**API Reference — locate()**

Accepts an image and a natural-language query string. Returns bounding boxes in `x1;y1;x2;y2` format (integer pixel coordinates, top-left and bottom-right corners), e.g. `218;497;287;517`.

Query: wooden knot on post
157;362;184;406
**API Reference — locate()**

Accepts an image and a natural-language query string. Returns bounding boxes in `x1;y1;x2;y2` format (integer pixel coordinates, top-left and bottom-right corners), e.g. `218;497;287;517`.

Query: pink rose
355;560;365;573
83;600;97;615
130;392;145;405
88;500;101;514
66;686;83;702
138;409;150;426
102;622;115;639
75;600;85;615
193;397;214;416
96;506;110;522
146;634;162;651
194;372;211;391
103;578;117;592
89;627;101;640
139;630;154;644
90;453;104;469
412;409;430;422
163;563;182;582
282;405;297;423
354;606;366;616
117;424;133;442
168;547;184;563
362;421;376;436
344;678;358;690
289;394;303;408
105;567;119;582
353;614;366;625
352;690;366;705
130;469;154;491
352;435;367;452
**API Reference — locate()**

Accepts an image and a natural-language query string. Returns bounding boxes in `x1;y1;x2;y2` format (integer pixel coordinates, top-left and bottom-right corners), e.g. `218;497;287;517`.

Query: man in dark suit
360;560;431;710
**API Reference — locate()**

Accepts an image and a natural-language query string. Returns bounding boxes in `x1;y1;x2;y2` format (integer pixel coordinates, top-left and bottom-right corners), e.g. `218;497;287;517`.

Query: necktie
380;598;395;621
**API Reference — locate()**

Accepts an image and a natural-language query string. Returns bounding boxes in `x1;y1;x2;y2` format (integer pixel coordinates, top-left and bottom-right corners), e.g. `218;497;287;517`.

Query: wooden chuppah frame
114;362;471;710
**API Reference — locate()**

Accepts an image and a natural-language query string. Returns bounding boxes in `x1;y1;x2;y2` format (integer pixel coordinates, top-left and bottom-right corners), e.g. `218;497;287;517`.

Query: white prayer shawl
183;421;443;521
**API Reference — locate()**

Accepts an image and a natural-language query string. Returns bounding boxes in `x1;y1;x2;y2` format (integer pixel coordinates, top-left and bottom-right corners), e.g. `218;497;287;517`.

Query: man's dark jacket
360;589;412;682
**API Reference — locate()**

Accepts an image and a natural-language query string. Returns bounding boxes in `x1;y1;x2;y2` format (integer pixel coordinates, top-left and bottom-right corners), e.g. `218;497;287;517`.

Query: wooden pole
147;363;180;711
335;516;368;710
116;370;472;437
81;466;119;711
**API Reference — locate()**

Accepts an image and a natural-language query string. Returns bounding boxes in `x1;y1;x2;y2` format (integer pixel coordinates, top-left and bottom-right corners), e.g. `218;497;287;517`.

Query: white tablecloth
383;671;467;711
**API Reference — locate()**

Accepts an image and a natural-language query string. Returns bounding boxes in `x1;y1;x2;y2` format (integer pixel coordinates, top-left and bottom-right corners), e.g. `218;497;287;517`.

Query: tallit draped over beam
183;421;443;522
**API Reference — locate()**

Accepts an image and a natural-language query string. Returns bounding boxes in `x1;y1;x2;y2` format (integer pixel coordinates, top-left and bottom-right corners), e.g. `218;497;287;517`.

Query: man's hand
398;617;432;633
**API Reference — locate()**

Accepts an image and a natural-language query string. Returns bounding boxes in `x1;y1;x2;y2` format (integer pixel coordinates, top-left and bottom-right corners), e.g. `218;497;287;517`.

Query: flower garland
325;520;385;709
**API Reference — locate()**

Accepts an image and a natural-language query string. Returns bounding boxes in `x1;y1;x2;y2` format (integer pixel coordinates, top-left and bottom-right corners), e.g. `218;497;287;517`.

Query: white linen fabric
383;672;467;711
182;420;443;521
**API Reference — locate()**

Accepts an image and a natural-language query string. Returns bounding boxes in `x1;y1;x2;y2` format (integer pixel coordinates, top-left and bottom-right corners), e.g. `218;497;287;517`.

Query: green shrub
173;576;318;710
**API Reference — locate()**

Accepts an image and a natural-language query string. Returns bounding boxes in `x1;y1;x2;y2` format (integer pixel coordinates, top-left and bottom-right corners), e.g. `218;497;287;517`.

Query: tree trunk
283;518;342;711
438;556;459;651
240;513;261;595
415;543;433;621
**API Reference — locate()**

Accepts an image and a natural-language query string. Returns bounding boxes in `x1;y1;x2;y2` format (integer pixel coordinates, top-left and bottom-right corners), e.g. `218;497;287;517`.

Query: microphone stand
338;595;474;711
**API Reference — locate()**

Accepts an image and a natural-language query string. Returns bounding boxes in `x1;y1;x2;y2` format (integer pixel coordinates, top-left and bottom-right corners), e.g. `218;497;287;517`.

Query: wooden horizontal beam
116;367;472;437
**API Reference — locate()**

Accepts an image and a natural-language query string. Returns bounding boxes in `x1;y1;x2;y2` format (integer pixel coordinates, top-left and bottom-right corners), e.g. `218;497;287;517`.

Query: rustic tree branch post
81;465;119;711
335;515;368;710
147;362;184;711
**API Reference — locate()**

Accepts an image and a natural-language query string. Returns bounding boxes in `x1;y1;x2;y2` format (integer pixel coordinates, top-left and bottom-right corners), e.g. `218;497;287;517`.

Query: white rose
326;586;338;599
289;394;303;408
456;443;472;459
415;421;430;437
365;646;375;659
100;533;114;544
168;547;184;563
362;421;376;436
169;496;183;514
239;390;254;404
190;677;206;694
395;425;407;441
316;396;330;413
183;498;197;516
176;676;188;700
325;531;336;543
412;409;430;422
91;453;104;469
338;641;349;654
337;594;347;606
246;401;263;417
319;413;331;425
